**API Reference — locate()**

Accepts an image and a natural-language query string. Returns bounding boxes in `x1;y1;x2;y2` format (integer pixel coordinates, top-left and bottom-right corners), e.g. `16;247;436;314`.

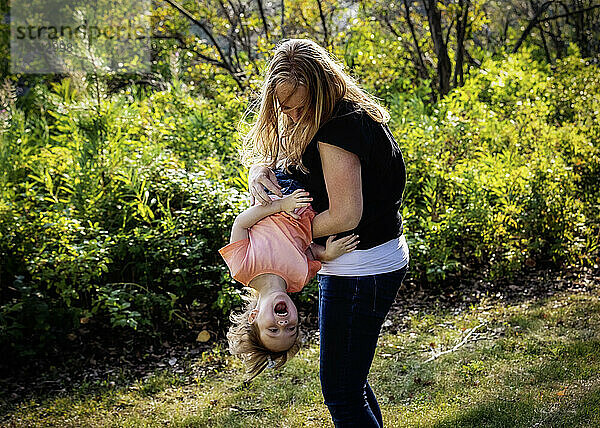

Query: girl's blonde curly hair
226;287;302;381
240;38;390;174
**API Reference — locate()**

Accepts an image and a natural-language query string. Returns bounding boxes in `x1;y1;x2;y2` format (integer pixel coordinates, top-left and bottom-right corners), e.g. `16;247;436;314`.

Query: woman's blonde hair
240;38;390;173
226;287;302;381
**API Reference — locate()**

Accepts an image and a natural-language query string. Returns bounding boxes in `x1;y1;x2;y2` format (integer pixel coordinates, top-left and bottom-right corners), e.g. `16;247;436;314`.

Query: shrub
388;46;600;284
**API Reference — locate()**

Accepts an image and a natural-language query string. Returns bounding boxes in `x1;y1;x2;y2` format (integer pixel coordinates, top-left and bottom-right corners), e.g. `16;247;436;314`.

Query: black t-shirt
289;99;406;250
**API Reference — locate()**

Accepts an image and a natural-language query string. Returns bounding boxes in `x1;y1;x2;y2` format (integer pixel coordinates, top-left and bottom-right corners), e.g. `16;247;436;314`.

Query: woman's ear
248;308;259;324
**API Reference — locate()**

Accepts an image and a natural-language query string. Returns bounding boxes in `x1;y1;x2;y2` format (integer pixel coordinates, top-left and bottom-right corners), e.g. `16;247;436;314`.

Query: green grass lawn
4;280;600;428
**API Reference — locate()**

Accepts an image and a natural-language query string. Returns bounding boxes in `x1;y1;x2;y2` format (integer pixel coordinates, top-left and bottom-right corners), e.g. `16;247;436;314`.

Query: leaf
197;330;210;342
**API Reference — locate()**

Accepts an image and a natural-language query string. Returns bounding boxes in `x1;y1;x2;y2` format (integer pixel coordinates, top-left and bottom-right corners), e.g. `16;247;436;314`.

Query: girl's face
275;82;308;124
249;290;299;352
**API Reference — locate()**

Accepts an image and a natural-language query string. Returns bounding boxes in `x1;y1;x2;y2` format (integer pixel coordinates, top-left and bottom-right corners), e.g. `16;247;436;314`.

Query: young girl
219;169;359;381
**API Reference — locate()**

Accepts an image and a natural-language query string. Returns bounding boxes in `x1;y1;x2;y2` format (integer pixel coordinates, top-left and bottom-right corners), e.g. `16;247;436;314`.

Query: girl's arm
230;189;312;243
309;234;360;262
311;142;363;239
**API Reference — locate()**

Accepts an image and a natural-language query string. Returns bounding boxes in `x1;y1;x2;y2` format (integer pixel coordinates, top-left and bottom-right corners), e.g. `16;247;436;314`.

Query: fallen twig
424;322;487;363
229;405;266;414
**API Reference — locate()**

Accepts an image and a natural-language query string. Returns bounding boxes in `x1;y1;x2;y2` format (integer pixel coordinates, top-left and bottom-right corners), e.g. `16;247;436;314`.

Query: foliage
1;42;599;357
391;45;599;285
0;76;248;358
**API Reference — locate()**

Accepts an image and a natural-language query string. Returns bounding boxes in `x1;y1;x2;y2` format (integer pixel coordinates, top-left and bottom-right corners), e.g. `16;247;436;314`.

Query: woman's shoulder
318;99;365;135
330;98;364;120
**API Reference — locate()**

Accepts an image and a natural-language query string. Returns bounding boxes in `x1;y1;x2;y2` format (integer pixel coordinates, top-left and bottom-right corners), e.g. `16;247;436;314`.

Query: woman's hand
322;234;360;261
248;165;283;206
277;189;312;220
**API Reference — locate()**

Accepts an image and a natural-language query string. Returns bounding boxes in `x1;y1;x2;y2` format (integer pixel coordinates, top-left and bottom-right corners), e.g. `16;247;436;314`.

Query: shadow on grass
429;316;600;428
431;384;600;428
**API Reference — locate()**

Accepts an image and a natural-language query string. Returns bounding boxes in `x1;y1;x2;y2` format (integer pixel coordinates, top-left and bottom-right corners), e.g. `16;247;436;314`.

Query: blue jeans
266;168;305;196
318;265;409;427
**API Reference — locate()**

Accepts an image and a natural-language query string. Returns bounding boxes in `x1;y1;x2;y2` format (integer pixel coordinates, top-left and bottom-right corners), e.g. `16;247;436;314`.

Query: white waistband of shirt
317;235;409;277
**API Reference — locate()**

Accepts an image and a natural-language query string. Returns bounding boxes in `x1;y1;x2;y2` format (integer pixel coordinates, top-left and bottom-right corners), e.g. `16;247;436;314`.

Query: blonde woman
244;38;409;427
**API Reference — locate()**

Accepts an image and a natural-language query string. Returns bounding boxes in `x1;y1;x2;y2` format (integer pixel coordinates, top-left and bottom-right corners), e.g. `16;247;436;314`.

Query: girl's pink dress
218;200;321;293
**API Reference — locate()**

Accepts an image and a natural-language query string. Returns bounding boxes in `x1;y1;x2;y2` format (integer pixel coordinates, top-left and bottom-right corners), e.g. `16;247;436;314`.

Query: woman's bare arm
311;142;363;239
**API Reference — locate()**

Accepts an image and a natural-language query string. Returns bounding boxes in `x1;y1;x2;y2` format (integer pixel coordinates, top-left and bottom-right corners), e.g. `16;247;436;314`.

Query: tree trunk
422;0;452;98
453;0;470;88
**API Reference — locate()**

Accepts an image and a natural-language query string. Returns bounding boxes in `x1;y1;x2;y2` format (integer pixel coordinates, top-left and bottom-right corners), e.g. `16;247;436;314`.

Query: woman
244;38;409;427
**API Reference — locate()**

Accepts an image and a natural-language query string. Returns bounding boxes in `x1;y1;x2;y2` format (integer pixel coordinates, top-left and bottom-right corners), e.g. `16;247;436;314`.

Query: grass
3;283;600;427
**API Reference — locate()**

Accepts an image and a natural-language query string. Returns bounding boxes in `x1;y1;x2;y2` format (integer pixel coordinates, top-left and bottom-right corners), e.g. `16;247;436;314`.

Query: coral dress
218;197;322;293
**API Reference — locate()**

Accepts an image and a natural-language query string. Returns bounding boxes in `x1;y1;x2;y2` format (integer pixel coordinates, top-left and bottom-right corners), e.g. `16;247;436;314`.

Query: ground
1;264;599;427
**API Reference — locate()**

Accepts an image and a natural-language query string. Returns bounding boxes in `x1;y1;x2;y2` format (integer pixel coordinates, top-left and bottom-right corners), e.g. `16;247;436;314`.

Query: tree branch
424;323;487;363
537;21;553;64
541;2;600;23
162;0;231;69
281;0;286;38
256;0;270;40
153;33;245;90
512;2;600;53
315;0;329;47
512;0;555;54
402;0;427;79
453;0;470;88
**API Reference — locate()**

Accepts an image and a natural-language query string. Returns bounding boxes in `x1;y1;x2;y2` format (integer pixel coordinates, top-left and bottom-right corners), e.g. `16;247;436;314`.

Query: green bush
0;77;248;357
0;156;247;356
388;45;600;284
1;44;598;358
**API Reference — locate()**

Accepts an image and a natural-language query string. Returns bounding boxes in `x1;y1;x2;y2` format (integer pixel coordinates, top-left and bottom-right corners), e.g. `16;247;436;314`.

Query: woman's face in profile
275;82;308;124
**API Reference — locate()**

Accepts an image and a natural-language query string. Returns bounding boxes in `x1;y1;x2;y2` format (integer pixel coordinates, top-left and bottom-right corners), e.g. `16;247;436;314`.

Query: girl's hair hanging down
226;287;302;381
239;38;390;174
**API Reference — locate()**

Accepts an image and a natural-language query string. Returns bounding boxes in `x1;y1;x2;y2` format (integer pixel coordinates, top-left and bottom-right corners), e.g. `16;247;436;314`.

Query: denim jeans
318;264;409;427
266;168;305;196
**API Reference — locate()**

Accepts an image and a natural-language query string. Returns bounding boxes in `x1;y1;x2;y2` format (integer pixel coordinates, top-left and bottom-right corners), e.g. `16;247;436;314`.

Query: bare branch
544;1;600;23
537;21;553;64
424;323;487;363
256;0;270;40
162;0;231;70
315;0;329;47
153;33;245;90
444;18;455;47
512;1;600;53
402;0;427;79
512;0;554;54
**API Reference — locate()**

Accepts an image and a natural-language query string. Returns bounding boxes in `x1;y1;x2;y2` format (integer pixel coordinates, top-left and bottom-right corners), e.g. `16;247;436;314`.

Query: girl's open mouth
274;301;288;316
